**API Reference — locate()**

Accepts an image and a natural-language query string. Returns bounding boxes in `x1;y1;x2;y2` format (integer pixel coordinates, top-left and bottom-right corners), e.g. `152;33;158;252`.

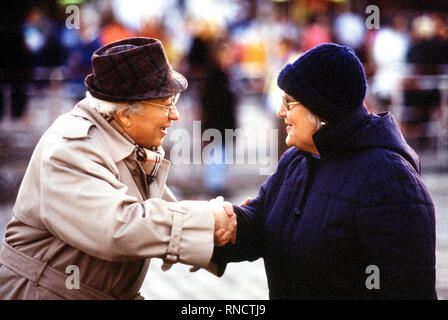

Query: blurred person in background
332;7;366;57
0;2;33;121
407;14;448;65
0;37;236;300
185;18;222;97
99;9;135;46
370;13;410;111
61;5;102;102
232;19;267;94
23;6;66;69
186;21;238;196
199;37;238;197
402;14;448;149
140;16;182;68
212;43;436;299
0;2;33;206
301;13;332;53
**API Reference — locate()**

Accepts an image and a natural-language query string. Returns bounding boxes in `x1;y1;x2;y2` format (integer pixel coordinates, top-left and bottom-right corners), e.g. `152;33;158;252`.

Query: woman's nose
277;105;286;118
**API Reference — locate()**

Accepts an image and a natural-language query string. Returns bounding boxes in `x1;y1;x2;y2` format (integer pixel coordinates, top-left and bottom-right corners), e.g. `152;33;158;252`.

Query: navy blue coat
213;106;436;299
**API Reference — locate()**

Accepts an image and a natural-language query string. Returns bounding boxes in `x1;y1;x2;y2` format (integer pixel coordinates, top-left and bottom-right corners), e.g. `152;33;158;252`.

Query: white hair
86;91;145;116
306;109;326;131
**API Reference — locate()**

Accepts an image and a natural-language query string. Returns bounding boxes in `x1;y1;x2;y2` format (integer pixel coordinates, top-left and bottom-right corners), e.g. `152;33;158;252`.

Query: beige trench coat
0;98;215;299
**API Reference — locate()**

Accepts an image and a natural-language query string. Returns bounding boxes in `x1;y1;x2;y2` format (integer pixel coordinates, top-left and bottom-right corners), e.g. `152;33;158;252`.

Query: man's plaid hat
84;37;188;101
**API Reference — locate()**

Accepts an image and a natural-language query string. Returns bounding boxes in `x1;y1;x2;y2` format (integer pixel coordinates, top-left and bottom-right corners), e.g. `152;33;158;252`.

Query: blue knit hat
277;43;367;122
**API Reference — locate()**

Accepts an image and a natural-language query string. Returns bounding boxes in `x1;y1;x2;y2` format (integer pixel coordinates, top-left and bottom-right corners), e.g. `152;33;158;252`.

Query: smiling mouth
161;126;170;134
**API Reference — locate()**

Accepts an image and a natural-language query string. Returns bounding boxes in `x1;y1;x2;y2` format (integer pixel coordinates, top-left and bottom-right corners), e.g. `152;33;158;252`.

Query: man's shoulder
46;110;108;144
41;113;112;165
57;113;94;140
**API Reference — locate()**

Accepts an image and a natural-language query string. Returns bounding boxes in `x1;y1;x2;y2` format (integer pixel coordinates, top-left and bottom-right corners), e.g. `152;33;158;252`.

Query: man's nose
169;107;180;120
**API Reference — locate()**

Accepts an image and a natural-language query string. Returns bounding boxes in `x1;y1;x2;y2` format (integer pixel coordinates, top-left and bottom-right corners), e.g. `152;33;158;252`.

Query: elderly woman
0;37;235;300
213;43;436;299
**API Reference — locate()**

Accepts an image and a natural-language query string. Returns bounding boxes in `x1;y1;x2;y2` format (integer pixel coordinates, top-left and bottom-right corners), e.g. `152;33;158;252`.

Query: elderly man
0;37;235;300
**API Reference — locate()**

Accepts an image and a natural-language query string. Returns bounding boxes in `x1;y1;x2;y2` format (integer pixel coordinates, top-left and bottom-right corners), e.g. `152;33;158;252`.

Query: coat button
294;208;302;217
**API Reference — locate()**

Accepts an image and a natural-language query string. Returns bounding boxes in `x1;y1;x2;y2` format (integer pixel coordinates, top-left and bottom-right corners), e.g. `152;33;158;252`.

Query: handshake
210;196;238;247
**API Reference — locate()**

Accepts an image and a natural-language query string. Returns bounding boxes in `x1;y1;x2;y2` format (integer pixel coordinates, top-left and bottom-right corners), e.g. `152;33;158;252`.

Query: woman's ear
114;108;132;128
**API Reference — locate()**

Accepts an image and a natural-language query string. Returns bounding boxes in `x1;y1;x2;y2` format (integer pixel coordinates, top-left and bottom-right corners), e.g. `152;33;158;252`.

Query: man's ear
114;108;132;128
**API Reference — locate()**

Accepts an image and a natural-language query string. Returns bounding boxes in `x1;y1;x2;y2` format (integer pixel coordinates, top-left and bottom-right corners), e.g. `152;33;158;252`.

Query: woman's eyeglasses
281;95;301;112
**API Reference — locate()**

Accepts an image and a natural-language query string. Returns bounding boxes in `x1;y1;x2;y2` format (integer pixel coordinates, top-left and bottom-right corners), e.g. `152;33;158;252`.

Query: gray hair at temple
86;92;145;116
306;108;326;131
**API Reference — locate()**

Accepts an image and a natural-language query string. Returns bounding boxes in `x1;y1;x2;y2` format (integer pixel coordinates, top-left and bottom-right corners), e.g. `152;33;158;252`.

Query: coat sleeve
39;137;215;268
355;153;436;299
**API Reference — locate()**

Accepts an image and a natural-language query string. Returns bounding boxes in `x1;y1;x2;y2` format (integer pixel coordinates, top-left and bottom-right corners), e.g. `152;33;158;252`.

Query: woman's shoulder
266;147;308;185
278;147;306;164
273;147;307;174
355;147;419;180
355;148;432;205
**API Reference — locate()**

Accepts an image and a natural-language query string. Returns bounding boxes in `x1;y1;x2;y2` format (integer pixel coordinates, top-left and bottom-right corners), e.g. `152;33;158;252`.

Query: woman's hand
240;197;251;206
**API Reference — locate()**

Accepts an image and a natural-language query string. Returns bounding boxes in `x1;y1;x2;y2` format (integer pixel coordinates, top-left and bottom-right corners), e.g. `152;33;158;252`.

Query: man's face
118;95;180;149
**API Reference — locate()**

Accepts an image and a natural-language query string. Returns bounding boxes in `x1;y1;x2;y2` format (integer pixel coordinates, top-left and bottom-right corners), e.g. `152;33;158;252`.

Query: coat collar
71;98;136;163
312;104;370;160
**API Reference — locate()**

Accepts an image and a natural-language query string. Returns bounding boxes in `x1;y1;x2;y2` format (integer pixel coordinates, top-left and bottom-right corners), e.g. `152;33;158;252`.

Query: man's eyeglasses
141;94;180;115
281;95;301;112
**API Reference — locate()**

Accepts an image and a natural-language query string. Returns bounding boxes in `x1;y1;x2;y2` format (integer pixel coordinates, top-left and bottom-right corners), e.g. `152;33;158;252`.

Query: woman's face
277;93;320;155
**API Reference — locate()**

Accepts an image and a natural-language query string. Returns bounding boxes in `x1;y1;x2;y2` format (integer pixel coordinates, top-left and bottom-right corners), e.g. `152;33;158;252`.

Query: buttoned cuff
161;203;186;271
162;201;215;270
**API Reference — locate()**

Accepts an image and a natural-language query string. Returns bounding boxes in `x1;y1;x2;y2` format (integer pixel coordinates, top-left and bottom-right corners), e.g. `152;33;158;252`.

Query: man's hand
210;196;237;246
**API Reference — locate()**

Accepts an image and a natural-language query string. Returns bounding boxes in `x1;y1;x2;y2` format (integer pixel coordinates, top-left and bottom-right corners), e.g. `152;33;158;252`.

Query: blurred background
1;0;448;299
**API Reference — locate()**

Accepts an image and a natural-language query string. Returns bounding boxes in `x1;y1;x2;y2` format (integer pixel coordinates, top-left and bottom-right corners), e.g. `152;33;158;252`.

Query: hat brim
84;70;188;102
